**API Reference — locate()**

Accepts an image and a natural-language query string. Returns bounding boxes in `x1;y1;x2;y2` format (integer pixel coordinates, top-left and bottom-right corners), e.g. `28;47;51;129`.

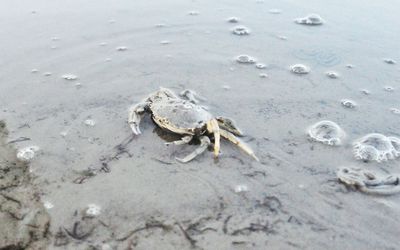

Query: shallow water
1;0;400;249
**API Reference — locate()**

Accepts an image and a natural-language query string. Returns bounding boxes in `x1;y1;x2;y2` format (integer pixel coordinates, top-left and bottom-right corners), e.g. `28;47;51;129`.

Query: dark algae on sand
0;121;50;250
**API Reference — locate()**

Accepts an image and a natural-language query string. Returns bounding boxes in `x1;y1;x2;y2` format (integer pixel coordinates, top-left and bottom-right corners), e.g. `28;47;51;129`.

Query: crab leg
176;136;210;163
165;135;193;145
179;89;207;104
207;119;220;158
128;102;148;135
216;117;243;136
220;129;259;161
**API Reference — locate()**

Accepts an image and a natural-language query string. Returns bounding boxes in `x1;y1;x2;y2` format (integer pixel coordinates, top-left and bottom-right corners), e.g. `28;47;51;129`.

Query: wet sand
0;121;50;249
1;0;400;249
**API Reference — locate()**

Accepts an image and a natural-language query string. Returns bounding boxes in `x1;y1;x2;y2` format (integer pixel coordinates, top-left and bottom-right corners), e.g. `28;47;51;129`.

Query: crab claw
128;102;147;136
129;121;142;135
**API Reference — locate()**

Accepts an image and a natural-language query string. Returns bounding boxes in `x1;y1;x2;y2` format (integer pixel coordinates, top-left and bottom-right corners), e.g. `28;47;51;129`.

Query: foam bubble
227;17;239;23
295;14;324;25
326;71;339;79
236;55;256;64
346;64;354;68
384;86;394;92
341;99;357;109
353;133;399;162
234;184;249;193
60;131;68;137
255;63;266;69
62;74;78;80
390;108;400;115
188;11;199;16
84;204;101;217
307;120;345;146
388;137;400;157
43;201;54;209
259;73;268;78
16;146;40;162
383;58;396;64
290;64;310;74
31;69;38;73
360;89;370;95
116;46;128;51
269;9;282;14
43;72;52;76
84;119;96;127
231;26;250;35
160;40;171;45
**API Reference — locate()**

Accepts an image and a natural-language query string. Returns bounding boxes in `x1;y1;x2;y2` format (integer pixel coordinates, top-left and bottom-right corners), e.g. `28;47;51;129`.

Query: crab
128;88;258;162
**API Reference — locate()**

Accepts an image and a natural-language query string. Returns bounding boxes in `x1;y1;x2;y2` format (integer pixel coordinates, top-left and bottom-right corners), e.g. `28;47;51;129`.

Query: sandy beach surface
1;0;400;249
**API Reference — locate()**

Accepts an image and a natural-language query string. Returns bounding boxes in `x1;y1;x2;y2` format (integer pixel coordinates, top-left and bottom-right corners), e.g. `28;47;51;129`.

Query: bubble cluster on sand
236;55;256;64
353;133;400;162
326;71;339;79
383;58;396;64
16;146;40;162
116;46;128;51
43;72;52;76
269;9;282;14
259;73;268;78
290;64;310;74
307;120;345;146
384;86;394;92
277;35;287;40
390;108;400;115
31;69;38;73
256;63;266;69
62;74;78;80
341;99;357;109
295;14;324;25
227;17;239;23
231;26;250;35
84;204;101;217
